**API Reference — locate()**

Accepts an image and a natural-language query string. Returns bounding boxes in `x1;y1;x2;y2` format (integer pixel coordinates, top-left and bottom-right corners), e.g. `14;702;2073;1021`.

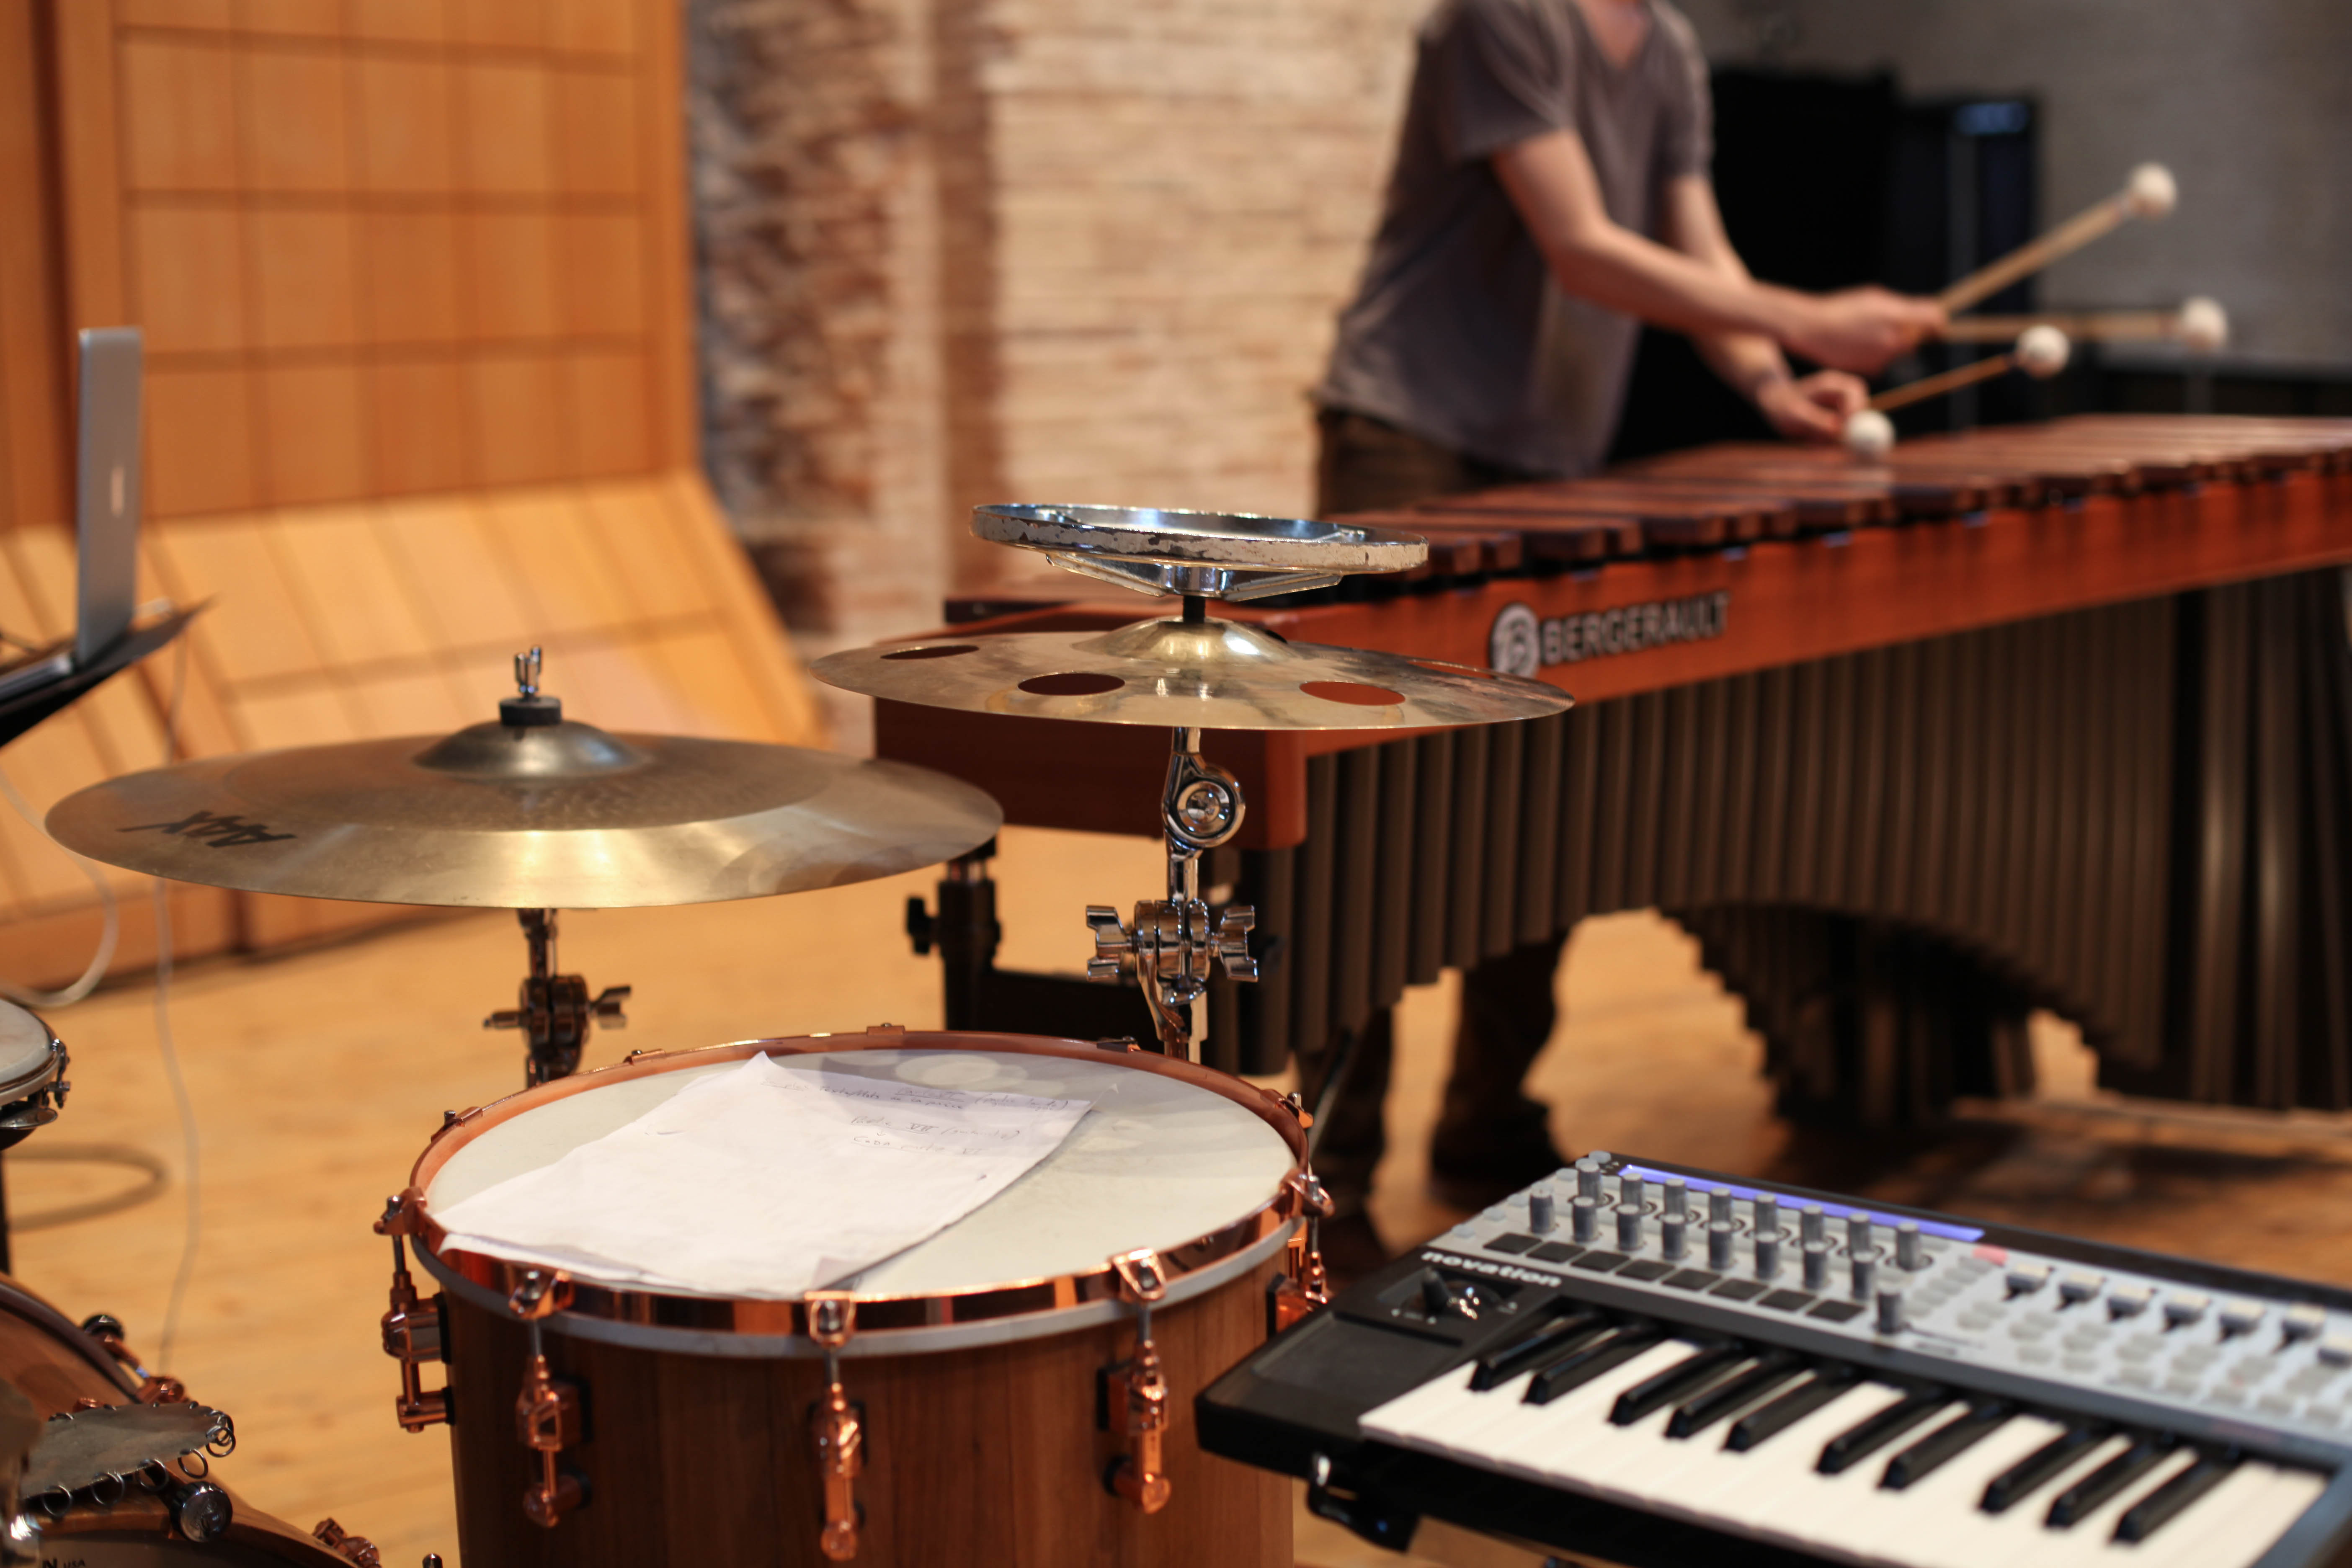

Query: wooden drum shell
438;1258;1291;1567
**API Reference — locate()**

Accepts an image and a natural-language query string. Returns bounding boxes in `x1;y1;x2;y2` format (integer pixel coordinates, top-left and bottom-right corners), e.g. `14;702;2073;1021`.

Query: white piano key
1893;1414;2070;1568
1366;1338;1689;1479
1737;1395;1956;1554
1464;1341;1700;1485
2174;1464;2329;1568
1357;1362;1480;1436
2010;1444;2198;1568
1677;1382;1909;1524
2127;1462;2296;1568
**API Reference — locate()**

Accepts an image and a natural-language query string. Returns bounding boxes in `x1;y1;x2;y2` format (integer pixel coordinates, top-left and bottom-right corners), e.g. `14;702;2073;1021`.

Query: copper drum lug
805;1292;864;1560
515;1352;584;1528
1102;1249;1173;1514
377;1203;453;1431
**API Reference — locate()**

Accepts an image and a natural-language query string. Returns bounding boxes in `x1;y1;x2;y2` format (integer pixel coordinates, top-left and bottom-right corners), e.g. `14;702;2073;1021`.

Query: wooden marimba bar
884;415;2352;1125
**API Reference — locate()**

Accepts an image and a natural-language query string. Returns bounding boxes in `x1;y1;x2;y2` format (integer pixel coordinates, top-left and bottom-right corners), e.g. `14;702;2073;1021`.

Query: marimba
885;415;2352;1125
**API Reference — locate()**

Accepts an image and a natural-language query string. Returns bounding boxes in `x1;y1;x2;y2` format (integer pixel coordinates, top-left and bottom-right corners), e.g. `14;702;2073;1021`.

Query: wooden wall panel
0;0;825;986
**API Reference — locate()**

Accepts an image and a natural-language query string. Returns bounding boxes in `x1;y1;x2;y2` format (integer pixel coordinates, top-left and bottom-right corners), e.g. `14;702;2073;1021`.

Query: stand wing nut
1212;904;1258;981
1084;905;1135;982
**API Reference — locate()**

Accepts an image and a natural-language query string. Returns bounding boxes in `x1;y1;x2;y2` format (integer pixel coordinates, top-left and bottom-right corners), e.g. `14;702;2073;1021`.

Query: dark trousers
1308;408;1567;1215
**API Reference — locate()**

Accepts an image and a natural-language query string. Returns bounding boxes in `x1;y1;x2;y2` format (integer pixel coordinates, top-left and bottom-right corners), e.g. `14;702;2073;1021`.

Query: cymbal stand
1084;598;1259;1059
484;908;630;1086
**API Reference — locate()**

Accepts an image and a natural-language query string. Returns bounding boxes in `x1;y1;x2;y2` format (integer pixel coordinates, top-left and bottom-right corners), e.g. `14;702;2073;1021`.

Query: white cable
151;635;198;1370
0;770;119;1008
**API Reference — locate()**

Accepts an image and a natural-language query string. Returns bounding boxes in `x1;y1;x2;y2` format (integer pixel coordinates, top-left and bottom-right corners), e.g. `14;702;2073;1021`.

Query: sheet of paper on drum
430;1054;1091;1298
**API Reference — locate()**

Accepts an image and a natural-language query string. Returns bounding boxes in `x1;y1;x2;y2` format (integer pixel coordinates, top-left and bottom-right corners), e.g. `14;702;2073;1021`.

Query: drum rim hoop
404;1030;1310;1339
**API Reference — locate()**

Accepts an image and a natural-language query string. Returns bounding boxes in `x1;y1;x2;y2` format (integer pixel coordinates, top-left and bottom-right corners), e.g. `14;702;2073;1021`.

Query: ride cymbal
46;710;1003;909
810;614;1569;730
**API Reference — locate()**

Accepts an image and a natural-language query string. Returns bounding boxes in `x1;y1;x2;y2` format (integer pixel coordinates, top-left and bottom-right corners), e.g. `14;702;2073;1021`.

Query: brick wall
692;0;1426;639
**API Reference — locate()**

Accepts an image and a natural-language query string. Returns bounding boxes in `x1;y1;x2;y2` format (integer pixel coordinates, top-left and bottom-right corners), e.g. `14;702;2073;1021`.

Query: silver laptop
0;328;142;699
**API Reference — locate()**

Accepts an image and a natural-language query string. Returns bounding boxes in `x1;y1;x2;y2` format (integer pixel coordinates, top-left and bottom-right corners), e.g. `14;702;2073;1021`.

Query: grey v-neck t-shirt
1317;0;1712;478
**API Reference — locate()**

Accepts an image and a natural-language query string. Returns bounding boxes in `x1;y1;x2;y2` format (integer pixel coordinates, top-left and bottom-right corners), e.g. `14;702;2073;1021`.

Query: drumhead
426;1043;1297;1299
0;1001;59;1099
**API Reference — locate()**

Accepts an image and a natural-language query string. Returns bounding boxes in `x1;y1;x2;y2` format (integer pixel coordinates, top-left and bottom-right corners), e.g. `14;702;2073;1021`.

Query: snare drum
0;1273;361;1564
379;1028;1316;1566
0;1001;67;1149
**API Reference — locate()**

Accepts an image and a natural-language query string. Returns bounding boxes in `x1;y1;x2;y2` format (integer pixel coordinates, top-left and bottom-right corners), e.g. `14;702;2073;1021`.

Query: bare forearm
1541;223;1807;341
1694;329;1792;401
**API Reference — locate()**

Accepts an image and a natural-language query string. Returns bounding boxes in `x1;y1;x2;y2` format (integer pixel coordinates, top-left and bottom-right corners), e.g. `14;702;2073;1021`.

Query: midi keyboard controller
1200;1154;2352;1567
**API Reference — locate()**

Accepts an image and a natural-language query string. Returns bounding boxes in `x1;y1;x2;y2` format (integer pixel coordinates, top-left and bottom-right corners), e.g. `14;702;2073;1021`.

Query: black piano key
1469;1308;1606;1392
1981;1424;2110;1514
2046;1436;2171;1528
1524;1323;1665;1407
2114;1452;2239;1544
1667;1352;1801;1439
1724;1367;1858;1452
1880;1400;2011;1490
1816;1389;1951;1475
1609;1343;1745;1426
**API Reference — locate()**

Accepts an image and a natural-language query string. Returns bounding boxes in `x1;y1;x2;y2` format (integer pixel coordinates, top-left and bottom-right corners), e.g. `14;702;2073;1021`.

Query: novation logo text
1488;590;1731;676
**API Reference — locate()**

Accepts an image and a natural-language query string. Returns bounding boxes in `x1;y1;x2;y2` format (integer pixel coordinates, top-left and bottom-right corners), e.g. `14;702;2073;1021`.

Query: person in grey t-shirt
1305;0;1942;1279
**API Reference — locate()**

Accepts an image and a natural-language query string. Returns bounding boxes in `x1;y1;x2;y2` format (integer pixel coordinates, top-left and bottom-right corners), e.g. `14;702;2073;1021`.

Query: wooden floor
13;827;2352;1567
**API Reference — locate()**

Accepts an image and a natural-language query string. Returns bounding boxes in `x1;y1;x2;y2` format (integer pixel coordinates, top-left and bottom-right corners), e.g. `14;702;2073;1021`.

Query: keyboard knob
1895;1222;1923;1271
1707;1220;1736;1271
1800;1205;1826;1247
1420;1271;1452;1315
1851;1253;1877;1301
1754;1233;1780;1280
1663;1178;1688;1220
1709;1187;1734;1225
1617;1205;1645;1251
1754;1195;1779;1235
1847;1215;1875;1254
1528;1186;1556;1235
1876;1283;1906;1335
1620;1174;1647;1212
1571;1195;1600;1245
2107;1284;2153;1319
1576;1161;1604;1201
1803;1240;1831;1292
2163;1292;2209;1329
2318;1332;2352;1367
2283;1305;2326;1344
1661;1217;1688;1261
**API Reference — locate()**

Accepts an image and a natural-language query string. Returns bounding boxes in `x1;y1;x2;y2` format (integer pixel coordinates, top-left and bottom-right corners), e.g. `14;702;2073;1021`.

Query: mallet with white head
1842;326;2073;457
1937;163;2178;315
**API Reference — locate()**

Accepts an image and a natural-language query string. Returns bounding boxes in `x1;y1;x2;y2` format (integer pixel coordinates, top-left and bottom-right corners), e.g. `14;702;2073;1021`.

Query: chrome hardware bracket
1269;1170;1335;1333
1083;724;1258;1060
485;908;630;1087
507;1271;584;1528
1101;1248;1173;1514
374;1195;449;1431
805;1292;864;1561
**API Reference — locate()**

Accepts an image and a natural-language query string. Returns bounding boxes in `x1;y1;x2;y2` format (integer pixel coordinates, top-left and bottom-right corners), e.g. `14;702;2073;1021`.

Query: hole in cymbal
881;644;979;660
1301;680;1405;707
1018;672;1125;696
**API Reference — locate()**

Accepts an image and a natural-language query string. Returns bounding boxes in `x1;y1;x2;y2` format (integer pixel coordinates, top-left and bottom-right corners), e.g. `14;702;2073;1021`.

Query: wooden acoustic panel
0;0;824;982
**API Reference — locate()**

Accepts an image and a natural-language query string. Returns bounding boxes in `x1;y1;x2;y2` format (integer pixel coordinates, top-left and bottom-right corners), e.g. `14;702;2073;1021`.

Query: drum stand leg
483;909;630;1086
1083;715;1259;1061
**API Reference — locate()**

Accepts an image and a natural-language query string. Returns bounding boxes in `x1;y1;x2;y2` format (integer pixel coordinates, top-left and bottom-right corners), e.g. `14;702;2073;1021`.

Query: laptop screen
74;327;142;667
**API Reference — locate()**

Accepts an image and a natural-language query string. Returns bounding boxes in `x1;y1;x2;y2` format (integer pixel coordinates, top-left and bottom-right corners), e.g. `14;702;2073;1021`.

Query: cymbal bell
46;713;1003;910
810;615;1570;730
